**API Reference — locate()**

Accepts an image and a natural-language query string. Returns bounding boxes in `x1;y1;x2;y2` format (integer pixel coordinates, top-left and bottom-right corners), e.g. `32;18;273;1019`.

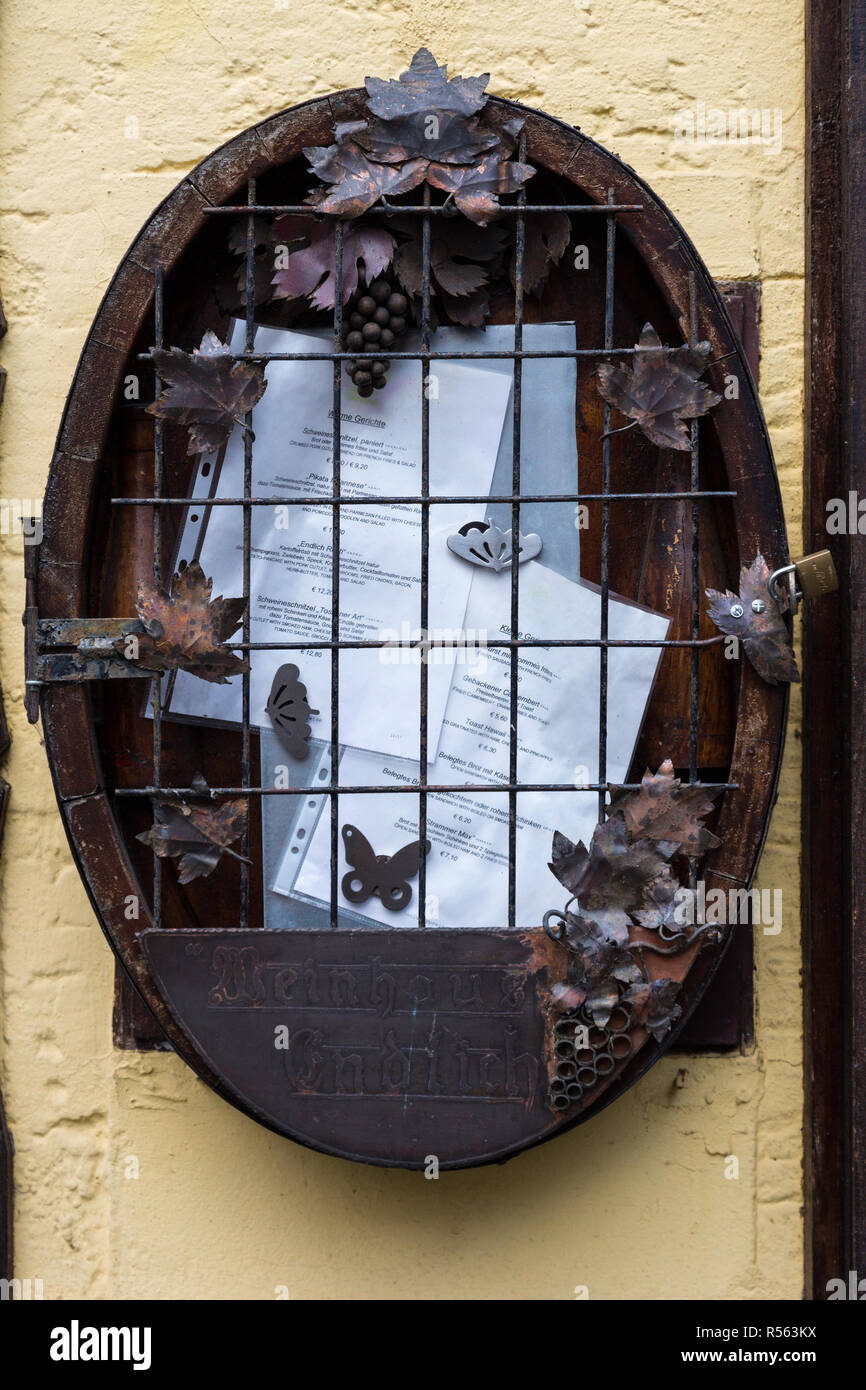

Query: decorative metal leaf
305;123;429;220
122;561;248;684
394;217;507;299
426;147;535;225
548;815;675;926
510;210;572;294
265;663;317;760
354;109;501;168
621;978;683;1042
137;775;249;885
596;322;721;450
364;47;491;120
303;51;535;225
227;216;279;304
609;758;722;854
633;878;687;941
706;554;800;685
270;216;395;310
556;911;644;1026
446;520;542;571
147;330;267;455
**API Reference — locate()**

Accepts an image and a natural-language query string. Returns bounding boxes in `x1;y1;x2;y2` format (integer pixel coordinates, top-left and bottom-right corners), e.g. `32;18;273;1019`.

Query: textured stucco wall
0;1;804;1299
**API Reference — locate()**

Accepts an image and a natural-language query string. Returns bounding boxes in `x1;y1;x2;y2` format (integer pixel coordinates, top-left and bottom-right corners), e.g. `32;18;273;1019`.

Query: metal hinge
24;538;149;724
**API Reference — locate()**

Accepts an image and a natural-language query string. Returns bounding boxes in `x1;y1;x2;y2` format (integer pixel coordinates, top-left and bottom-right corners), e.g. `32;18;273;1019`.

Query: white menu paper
277;560;670;929
164;323;512;761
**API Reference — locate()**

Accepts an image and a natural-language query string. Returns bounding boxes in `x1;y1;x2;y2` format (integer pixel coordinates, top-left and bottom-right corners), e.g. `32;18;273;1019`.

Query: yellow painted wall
0;1;804;1299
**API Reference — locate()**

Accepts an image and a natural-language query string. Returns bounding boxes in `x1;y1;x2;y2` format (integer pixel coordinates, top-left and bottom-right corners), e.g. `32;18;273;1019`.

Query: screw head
751;598;766;614
730;603;744;618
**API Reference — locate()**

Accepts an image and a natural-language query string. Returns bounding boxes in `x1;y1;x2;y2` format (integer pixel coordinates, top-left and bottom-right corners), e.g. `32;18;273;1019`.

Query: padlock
768;550;838;615
794;549;838;600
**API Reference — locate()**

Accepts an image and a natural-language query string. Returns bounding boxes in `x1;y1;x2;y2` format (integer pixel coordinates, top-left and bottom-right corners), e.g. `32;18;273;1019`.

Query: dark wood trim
804;0;866;1298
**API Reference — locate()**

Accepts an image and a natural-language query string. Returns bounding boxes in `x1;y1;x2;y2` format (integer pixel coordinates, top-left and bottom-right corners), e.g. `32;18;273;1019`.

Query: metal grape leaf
122;561;248;684
548;815;674;929
706;554;800;685
393;217;507;325
364;47;490;120
227;216;279;304
303;50;535;225
621;978;683;1042
353;109;501;168
633;878;687;941
270;215;395;309
426;146;534;225
609;759;722;854
555;911;644;1025
305;123;429;219
265;663;317;760
511;210;572;294
147;330;267;455
596;322;721;450
137;774;248;885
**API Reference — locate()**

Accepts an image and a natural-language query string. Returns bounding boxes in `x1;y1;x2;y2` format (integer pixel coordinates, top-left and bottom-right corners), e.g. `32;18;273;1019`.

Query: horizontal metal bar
224;636;726;651
111;490;737;507
115;780;738;798
138;347;684;363
201;203;644;217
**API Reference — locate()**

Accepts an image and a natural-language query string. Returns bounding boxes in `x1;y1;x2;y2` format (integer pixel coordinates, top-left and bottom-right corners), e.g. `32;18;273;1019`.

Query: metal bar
239;177;256;928
598;189;616;821
138;346;690;363
116;780;739;798
688;272;701;898
202;203;645;216
111;491;738;506
151;263;165;929
508;131;527;930
330;221;344;929
418;186;431;929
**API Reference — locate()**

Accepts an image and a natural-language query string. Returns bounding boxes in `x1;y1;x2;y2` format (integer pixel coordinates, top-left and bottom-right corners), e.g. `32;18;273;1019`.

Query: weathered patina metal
29;61;790;1167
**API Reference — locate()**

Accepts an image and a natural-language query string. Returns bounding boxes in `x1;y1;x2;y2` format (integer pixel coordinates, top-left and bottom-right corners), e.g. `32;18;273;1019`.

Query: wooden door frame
805;0;866;1298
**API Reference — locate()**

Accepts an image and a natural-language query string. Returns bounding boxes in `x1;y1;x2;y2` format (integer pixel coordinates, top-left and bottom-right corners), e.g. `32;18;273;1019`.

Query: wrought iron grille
98;147;739;935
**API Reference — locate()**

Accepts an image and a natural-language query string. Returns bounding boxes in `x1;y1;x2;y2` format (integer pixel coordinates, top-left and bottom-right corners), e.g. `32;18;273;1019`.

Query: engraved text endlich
208;944;541;1104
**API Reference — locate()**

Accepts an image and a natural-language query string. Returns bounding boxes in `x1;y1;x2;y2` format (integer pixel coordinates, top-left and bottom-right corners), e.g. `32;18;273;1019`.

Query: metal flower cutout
706;554;800;685
596;323;721;450
303;48;534;224
120;561;248;685
265;663;317;760
446;520;542;572
147;330;267;455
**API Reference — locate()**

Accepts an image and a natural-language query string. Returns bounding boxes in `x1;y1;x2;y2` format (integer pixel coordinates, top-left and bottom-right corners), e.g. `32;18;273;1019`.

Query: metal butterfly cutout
341;824;432;912
265;663;318;759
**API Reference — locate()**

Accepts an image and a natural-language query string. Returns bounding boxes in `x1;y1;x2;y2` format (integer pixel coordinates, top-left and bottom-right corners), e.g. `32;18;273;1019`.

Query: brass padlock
795;549;838;600
768;550;838;614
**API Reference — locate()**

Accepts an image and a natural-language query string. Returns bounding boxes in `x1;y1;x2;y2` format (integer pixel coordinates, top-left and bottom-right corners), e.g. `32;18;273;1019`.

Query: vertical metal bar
508;135;527;930
330;221;344;928
418;185;431;929
239;178;256;928
688;271;701;893
598;189;616;823
151;264;165;928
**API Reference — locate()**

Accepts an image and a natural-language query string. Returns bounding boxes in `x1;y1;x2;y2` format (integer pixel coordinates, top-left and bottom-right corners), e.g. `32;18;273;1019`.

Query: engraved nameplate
143;928;561;1168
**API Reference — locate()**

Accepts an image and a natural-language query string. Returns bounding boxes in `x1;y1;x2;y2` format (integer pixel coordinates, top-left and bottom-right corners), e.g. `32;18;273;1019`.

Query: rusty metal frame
30;88;789;1167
